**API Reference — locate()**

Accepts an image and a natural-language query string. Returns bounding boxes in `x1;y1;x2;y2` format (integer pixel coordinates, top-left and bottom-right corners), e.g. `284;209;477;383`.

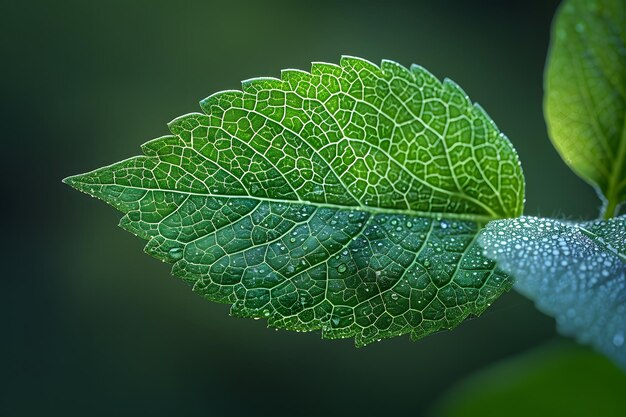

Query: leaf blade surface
545;0;626;215
480;216;626;369
66;57;523;345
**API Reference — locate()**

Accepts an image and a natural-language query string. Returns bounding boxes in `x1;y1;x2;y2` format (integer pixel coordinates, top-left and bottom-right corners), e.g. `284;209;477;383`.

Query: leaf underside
545;0;626;214
65;57;523;346
480;216;626;370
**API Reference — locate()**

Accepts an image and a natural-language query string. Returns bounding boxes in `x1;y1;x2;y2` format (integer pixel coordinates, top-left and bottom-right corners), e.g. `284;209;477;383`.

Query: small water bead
168;247;183;260
390;293;399;300
613;332;624;347
337;264;347;273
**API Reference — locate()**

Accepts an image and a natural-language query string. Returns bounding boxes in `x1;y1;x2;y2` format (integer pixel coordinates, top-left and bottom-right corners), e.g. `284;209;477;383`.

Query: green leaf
430;342;626;417
64;57;523;346
480;216;626;369
544;0;626;218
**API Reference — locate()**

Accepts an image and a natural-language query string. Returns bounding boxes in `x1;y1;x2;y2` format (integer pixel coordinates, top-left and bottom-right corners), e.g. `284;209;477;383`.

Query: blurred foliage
430;342;626;417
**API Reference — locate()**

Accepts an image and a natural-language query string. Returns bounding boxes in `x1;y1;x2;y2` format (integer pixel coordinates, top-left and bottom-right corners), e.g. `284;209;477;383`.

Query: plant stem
602;110;626;220
602;198;618;220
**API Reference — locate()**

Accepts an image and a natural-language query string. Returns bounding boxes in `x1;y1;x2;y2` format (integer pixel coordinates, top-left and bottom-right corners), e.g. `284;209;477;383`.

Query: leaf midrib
578;225;626;263
68;179;497;224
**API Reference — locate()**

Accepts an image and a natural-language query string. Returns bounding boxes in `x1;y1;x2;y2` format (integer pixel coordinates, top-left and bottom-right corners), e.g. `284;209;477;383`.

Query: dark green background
3;0;611;416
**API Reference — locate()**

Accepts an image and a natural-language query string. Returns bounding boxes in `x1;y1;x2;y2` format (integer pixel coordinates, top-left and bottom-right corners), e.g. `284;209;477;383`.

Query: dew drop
337;264;347;273
168;247;183;260
613;332;624;347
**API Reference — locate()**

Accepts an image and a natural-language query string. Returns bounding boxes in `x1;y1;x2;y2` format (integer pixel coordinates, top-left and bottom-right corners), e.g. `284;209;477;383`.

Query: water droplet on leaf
168;247;183;260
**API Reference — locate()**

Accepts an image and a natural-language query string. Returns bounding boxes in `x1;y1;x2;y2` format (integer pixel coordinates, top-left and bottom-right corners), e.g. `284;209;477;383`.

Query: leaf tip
62;171;103;200
62;174;82;190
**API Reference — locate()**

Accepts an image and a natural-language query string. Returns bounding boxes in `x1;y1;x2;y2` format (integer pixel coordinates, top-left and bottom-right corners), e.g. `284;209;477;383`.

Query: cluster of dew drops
482;216;626;349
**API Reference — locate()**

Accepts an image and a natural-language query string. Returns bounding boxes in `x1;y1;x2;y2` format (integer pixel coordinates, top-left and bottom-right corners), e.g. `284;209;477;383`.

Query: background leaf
429;342;626;417
544;0;626;217
480;216;626;369
65;57;523;346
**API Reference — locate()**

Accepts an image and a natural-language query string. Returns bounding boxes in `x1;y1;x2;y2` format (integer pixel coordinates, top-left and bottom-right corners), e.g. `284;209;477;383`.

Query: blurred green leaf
430;342;626;417
480;216;626;369
544;0;626;218
65;57;523;346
